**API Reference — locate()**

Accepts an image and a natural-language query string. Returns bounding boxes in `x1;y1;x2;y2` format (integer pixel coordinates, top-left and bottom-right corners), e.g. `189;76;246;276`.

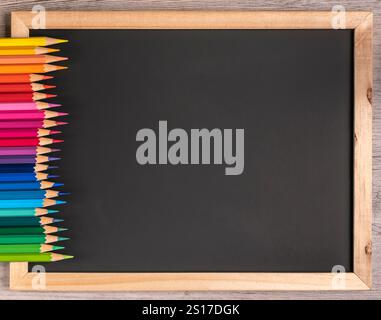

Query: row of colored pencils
0;37;72;262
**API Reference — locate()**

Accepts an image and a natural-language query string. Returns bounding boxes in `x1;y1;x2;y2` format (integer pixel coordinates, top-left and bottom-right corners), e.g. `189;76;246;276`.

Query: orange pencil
0;55;67;65
0;74;52;84
0;83;55;93
0;64;67;74
0;92;56;102
0;47;59;56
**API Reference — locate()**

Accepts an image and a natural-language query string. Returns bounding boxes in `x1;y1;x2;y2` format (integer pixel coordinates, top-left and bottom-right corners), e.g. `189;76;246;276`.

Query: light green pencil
0;244;64;253
0;208;58;217
0;253;73;262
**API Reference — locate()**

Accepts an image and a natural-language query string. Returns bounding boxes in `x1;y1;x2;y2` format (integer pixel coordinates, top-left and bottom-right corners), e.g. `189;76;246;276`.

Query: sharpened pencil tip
48;165;58;169
52;182;64;187
56;122;68;126
53;139;64;143
48;157;61;161
59;192;70;196
45;93;57;99
50;148;60;152
55;200;66;205
52;245;65;250
53;218;64;223
47;174;59;179
58;237;70;241
64;255;74;260
48;104;61;108
47;210;59;214
42;75;53;80
50;130;61;135
58;228;68;232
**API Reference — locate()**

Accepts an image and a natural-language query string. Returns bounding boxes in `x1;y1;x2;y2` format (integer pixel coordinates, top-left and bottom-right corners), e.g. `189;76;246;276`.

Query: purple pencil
0;156;60;164
0;120;67;129
0;146;59;156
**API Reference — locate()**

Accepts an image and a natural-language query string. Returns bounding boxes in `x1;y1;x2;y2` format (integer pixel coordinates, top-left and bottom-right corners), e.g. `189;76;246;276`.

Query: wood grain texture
0;0;381;299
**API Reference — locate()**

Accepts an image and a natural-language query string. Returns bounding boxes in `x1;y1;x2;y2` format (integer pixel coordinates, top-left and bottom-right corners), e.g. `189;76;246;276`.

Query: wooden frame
9;11;372;291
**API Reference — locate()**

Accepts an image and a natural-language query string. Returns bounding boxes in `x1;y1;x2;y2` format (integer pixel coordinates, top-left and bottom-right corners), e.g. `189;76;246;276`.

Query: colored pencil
0;163;56;173
0;244;64;253
0;173;59;182
0;120;67;129
0;155;60;164
0;74;52;84
0;47;59;56
0;190;67;199
0;92;56;102
0;234;68;244
0;216;63;227
0;138;63;147
0;83;56;93
0;128;60;138
0;252;72;262
0;199;66;208
0;226;67;235
0;37;68;47
0;64;67;74
0;111;66;121
0;102;60;111
0;181;62;191
0;146;59;156
0;208;58;217
0;55;67;65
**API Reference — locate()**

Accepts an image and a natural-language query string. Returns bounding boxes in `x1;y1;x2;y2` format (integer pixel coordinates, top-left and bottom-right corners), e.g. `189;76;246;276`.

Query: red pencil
0;74;52;84
0;129;61;138
0;93;56;102
0;111;67;121
0;83;56;93
0;138;63;147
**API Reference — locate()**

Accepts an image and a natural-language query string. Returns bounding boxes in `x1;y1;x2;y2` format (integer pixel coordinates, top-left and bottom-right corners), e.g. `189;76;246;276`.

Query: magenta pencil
0;146;59;156
0;120;67;129
0;111;67;121
0;102;60;111
0;129;60;138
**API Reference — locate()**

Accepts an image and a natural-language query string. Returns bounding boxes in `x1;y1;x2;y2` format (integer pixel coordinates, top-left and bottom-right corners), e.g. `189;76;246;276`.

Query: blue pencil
0;164;57;173
0;199;66;208
0;181;63;190
0;172;58;182
0;208;58;217
0;190;68;200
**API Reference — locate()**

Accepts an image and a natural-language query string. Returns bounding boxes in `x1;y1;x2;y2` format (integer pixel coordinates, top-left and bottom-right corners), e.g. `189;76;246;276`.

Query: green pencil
0;226;67;235
0;244;64;253
0;234;68;244
0;208;58;217
0;216;63;227
0;253;73;262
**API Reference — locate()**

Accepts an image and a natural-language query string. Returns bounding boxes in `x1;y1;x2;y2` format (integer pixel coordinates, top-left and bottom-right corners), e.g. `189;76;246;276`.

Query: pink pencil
0;102;60;111
0;120;67;129
0;146;59;156
0;111;67;121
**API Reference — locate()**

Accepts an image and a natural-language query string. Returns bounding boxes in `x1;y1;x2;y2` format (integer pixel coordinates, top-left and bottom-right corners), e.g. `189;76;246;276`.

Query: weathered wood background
0;0;380;299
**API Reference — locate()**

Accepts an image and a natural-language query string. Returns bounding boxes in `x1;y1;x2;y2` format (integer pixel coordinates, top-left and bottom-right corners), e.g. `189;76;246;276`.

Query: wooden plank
9;264;368;291
354;13;373;288
11;10;371;37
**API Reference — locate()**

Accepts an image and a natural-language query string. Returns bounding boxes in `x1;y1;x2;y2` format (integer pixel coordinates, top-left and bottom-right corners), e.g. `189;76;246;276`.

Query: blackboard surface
30;29;353;272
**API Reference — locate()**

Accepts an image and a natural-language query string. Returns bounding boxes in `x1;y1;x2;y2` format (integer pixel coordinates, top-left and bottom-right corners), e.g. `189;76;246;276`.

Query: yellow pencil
0;37;67;47
0;46;59;55
0;64;67;74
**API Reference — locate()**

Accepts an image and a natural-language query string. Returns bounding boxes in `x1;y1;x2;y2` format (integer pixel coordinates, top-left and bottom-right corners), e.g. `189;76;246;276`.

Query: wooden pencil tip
42;75;53;80
44;85;56;90
45;93;57;99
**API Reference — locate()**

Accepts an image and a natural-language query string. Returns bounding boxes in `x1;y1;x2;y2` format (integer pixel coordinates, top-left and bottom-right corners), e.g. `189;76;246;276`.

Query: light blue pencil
0;181;63;190
0;199;66;208
0;190;69;200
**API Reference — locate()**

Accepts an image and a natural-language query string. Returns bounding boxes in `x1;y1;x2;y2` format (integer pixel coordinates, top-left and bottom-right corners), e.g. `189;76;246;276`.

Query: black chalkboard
30;29;353;272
